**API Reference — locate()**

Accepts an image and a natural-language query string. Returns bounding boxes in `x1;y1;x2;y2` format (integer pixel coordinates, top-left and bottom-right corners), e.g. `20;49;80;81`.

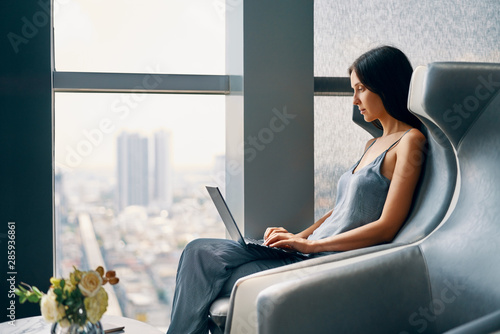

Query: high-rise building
153;130;174;211
116;132;149;212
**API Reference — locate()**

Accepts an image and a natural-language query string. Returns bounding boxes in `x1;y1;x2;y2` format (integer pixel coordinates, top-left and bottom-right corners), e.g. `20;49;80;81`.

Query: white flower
78;271;102;297
40;290;65;323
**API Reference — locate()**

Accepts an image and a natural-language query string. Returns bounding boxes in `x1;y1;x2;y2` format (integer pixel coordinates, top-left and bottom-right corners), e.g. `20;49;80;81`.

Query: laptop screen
206;186;245;244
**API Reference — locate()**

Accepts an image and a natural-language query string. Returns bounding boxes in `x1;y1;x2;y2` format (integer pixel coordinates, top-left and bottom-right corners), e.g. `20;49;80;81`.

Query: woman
167;45;426;334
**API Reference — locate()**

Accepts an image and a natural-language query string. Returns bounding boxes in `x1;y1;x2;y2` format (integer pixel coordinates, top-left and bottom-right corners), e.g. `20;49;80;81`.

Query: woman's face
350;70;387;123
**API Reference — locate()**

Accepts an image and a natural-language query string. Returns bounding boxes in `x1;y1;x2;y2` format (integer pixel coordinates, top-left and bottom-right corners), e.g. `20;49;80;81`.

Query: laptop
206;186;308;258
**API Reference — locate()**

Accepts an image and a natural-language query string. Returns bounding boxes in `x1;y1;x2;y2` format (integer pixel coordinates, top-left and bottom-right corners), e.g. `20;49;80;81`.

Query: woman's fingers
269;237;312;253
264;232;293;246
264;227;288;240
269;238;293;249
264;228;273;240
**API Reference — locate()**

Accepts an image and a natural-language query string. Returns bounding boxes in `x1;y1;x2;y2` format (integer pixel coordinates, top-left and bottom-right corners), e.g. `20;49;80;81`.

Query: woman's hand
263;227;289;241
266;234;315;254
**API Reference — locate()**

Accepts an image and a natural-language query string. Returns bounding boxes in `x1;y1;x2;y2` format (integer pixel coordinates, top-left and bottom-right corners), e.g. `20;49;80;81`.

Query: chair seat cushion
209;297;230;328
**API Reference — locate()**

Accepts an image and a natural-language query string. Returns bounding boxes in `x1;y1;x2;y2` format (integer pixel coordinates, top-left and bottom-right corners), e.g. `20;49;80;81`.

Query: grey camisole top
308;130;411;241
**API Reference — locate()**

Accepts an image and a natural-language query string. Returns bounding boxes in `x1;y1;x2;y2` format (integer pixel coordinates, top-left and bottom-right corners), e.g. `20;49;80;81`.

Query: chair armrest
444;309;500;334
225;243;399;333
256;246;432;334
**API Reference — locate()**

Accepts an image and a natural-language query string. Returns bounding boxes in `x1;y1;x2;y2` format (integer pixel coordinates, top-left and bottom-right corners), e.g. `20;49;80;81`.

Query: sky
53;0;226;171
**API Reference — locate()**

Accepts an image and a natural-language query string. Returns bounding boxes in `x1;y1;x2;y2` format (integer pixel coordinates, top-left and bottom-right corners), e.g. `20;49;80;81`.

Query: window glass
55;93;225;330
54;0;225;74
314;0;500;77
314;0;500;218
314;97;371;218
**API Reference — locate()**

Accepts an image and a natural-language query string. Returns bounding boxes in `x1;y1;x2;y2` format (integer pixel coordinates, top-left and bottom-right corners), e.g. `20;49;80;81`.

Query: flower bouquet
15;266;119;334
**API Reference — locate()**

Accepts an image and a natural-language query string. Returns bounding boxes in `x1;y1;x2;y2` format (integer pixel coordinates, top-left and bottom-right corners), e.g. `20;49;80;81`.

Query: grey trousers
166;238;309;334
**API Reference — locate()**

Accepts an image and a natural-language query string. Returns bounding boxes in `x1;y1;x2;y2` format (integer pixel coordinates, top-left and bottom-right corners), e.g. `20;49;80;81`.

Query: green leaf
72;288;82;298
32;286;42;297
60;279;65;289
27;294;40;303
54;291;63;304
19;295;27;304
16;285;28;293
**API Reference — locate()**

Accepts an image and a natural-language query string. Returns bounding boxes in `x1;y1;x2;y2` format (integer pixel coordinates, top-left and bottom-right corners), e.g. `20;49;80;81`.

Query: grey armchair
255;62;500;333
209;63;459;333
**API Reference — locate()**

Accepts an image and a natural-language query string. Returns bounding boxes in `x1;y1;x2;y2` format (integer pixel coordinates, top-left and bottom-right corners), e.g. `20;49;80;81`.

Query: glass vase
51;320;104;334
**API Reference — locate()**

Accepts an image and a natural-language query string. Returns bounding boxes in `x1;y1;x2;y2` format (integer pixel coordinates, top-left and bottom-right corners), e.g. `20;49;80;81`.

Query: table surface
0;315;164;334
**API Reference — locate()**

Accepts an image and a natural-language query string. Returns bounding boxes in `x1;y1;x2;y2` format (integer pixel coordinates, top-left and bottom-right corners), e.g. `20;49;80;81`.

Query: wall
0;0;53;321
226;0;315;238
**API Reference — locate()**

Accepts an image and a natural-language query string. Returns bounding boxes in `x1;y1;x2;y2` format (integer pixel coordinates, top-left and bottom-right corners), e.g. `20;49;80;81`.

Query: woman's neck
379;117;412;137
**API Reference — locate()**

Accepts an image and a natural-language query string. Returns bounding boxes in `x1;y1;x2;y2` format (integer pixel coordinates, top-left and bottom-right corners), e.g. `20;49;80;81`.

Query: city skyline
55;157;226;329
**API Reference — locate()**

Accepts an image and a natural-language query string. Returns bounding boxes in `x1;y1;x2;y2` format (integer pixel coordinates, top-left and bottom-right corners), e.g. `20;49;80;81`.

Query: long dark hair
348;45;422;130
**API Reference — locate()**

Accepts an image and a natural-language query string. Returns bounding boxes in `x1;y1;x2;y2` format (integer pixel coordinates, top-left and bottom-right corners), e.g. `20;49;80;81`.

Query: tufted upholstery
254;62;500;333
208;64;459;333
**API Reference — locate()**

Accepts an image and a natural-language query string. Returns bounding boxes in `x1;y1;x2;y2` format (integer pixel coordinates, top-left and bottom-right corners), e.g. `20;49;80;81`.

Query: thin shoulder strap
360;139;377;159
386;128;412;152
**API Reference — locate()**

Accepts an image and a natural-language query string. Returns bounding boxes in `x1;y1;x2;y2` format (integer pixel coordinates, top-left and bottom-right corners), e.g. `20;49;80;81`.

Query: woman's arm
297;209;333;238
268;129;426;253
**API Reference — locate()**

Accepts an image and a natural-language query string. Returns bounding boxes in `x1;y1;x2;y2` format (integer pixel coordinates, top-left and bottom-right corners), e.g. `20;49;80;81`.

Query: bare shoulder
363;137;377;150
401;128;427;145
398;128;426;154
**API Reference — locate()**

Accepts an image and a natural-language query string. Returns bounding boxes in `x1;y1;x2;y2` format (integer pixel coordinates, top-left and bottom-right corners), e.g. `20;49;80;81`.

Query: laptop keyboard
245;237;264;245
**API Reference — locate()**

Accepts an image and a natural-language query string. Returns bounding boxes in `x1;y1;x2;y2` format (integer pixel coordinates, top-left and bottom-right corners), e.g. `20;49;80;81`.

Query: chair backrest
394;66;458;243
415;62;500;331
352;73;458;244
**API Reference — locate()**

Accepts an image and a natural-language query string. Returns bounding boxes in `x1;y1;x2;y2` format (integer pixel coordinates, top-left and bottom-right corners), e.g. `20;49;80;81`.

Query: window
314;0;500;219
314;96;370;218
55;92;225;328
54;0;225;74
53;1;226;329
